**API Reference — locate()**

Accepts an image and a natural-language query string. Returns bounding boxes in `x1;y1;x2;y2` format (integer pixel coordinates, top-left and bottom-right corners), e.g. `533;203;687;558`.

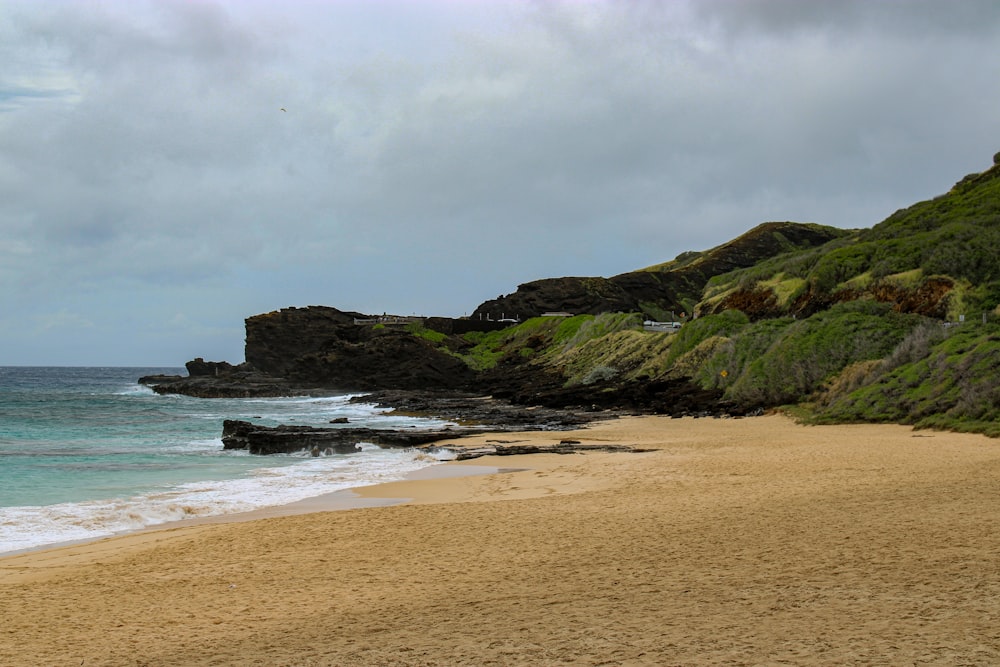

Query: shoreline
4;413;1000;666
0;461;517;559
143;461;523;526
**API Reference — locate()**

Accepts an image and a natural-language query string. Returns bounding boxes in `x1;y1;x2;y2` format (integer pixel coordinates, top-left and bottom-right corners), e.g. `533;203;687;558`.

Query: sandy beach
2;413;999;666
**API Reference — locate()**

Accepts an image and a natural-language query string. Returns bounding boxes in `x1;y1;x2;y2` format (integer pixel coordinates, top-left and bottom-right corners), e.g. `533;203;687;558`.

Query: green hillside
418;150;1000;436
699;151;1000;321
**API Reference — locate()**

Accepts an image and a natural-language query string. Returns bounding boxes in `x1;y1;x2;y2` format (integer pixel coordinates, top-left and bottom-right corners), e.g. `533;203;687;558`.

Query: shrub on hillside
720;301;923;407
581;365;619;385
813;322;1000;435
666;310;750;367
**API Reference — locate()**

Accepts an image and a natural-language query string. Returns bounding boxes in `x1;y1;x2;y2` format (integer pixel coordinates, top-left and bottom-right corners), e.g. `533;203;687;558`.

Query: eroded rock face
244;306;366;377
711;288;783;320
704;276;955;321
241;306;477;391
863;277;955;318
285;332;477;390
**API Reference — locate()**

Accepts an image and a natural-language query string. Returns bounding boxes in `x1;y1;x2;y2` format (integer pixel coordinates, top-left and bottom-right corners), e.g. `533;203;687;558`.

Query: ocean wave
0;446;443;555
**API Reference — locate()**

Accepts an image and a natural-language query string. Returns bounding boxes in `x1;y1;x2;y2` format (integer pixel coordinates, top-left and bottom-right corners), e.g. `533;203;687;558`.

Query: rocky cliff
243;306;479;391
243;306;364;377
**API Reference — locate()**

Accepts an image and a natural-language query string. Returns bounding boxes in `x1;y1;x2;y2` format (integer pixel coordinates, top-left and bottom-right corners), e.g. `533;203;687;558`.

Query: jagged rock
140;369;304;398
142;224;844;414
141;151;1000;437
185;358;236;377
422;440;648;461
482;366;739;417
138;373;184;385
353;390;605;429
221;419;483;456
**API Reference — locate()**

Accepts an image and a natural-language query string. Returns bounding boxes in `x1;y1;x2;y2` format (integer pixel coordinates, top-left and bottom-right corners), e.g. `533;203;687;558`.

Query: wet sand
2;414;999;666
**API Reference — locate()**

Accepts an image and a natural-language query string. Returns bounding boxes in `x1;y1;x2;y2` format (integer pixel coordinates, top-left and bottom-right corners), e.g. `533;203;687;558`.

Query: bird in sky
280;107;286;112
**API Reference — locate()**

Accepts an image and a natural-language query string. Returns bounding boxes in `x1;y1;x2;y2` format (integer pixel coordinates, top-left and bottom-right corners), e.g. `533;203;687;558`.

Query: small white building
643;321;682;332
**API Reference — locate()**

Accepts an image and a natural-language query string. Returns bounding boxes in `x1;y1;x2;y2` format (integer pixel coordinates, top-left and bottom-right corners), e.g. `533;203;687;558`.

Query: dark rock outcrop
241;306;478;391
143;151;1000;442
146;224;845;411
185;358;236;377
421;440;648;461
140;367;303;398
473;357;738;417
221;419;483;456
288;332;477;390
244;306;366;377
352;390;611;429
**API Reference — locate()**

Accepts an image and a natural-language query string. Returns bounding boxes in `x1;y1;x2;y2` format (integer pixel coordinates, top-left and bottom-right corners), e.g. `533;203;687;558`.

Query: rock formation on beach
219;418;646;457
221;419;479;456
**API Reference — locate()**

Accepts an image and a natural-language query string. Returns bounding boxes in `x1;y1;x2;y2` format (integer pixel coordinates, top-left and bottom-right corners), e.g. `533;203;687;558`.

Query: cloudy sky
2;0;999;366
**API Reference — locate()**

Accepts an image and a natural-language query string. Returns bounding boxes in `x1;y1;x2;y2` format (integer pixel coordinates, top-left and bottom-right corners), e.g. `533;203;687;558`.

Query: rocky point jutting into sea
140;220;850;450
144;153;1000;446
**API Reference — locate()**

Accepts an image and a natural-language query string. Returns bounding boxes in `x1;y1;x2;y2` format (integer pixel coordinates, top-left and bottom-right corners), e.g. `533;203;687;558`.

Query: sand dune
2;414;999;666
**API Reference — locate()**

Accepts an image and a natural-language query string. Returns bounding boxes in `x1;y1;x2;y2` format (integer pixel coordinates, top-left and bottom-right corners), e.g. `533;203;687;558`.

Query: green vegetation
719;302;923;406
404;322;448;344
637;301;676;323
459;329;511;371
665;310;750;366
560;313;643;349
457;316;571;371
395;154;1000;437
561;328;666;387
812;322;1000;436
452;313;647;375
762;274;808;307
699;163;1000;316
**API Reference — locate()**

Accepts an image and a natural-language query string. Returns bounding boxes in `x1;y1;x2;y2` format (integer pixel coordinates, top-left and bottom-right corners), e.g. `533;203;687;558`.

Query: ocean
0;366;456;555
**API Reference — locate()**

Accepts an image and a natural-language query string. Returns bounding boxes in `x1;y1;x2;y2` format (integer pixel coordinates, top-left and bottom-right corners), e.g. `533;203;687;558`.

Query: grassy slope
813;322;1000;437
702;157;1000;317
406;153;1000;437
456;307;1000;437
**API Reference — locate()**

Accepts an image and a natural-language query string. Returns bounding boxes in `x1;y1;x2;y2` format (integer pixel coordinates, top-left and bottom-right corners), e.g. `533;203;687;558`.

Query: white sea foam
0;446;444;555
116;384;156;396
0;370;460;556
177;393;452;430
162;438;228;454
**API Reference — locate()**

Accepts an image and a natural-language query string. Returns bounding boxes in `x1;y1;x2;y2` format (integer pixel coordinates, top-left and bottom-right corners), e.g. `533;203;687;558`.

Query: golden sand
2;414;999;666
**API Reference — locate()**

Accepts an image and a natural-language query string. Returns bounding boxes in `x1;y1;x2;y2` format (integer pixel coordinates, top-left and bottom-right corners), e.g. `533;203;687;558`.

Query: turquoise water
0;367;454;554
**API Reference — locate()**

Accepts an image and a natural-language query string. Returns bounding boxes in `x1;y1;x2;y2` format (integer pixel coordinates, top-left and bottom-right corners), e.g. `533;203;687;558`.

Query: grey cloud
354;1;986;241
691;0;1000;38
2;0;1000;363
